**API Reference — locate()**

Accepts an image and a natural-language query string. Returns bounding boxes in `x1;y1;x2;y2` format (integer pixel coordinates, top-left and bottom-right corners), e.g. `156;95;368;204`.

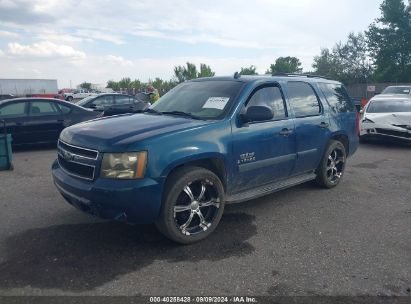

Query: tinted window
56;103;71;114
318;83;355;112
92;95;114;106
367;100;411;113
30;101;59;116
287;82;321;117
381;86;411;95
77;95;96;106
0;102;26;118
247;86;287;120
151;81;244;119
115;96;132;105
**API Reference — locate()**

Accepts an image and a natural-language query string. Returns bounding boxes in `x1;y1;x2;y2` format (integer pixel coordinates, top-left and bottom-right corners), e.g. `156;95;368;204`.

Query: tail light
356;111;360;136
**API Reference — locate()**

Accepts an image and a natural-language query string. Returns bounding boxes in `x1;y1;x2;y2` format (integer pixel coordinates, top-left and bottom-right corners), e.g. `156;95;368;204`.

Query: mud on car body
52;74;359;244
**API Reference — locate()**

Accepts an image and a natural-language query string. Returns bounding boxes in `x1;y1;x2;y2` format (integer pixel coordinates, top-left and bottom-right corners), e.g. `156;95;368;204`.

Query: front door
0;101;28;145
231;84;296;192
26;100;64;144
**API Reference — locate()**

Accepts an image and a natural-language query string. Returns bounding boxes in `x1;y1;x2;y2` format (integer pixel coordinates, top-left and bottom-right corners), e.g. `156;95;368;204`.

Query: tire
67;96;73;102
315;140;347;189
155;166;225;244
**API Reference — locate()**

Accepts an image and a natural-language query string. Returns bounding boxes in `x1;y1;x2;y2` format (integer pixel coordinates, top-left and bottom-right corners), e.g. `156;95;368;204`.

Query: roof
0;97;72;105
191;74;341;84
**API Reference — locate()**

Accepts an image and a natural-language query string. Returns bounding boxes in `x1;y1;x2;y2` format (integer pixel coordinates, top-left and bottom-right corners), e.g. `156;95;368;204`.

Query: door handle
319;122;329;128
279;128;293;136
15;122;24;126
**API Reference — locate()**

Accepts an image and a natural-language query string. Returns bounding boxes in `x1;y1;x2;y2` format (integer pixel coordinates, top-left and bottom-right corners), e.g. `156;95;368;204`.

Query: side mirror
359;109;364;114
241;106;274;123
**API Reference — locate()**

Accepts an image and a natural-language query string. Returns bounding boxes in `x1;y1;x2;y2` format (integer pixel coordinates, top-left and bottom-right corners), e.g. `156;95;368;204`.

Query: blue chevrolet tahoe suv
52;75;359;244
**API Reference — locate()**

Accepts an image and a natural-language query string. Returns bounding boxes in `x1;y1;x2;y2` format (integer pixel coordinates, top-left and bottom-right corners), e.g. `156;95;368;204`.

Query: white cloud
7;41;86;59
106;55;134;67
75;29;125;45
0;30;20;38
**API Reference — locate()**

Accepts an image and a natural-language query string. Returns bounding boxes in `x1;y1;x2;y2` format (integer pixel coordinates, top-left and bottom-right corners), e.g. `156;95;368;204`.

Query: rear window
381;86;411;95
367;100;411;113
318;83;355;113
287;81;321;118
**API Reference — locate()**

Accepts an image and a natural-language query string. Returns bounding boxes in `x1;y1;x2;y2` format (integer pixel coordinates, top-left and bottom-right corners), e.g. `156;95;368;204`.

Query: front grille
58;155;95;179
57;140;99;180
58;140;98;159
376;128;411;139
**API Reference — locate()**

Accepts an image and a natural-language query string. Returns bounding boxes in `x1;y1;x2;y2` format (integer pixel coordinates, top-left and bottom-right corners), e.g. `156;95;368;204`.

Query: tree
266;57;303;75
239;65;258;75
198;63;215;78
173;62;215;83
118;77;132;89
366;0;411;82
106;80;119;91
313;33;373;84
79;82;92;90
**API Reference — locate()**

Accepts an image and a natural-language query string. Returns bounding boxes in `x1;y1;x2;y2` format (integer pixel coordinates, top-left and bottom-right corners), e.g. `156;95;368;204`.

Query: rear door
286;81;330;174
112;95;135;115
88;95;115;112
26;100;64;144
231;84;296;191
0;101;28;145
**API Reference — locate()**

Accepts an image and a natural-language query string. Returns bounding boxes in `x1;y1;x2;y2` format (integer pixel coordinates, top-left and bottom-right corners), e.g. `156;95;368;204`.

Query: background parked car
360;96;411;143
64;89;97;102
0;98;101;146
0;94;14;101
380;86;411;96
76;93;150;116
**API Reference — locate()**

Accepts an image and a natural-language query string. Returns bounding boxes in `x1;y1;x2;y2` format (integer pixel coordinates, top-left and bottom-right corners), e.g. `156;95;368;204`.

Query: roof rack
272;73;332;80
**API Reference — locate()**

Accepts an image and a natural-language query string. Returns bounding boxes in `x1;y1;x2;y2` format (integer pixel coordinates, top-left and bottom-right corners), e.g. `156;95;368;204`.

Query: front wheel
316;140;347;188
67;96;73;102
155;166;225;244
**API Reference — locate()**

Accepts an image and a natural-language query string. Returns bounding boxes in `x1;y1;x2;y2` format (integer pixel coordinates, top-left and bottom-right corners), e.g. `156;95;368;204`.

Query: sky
0;0;382;88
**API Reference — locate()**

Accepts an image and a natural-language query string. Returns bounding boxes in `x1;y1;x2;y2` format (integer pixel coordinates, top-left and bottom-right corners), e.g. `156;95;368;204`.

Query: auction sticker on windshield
203;97;230;110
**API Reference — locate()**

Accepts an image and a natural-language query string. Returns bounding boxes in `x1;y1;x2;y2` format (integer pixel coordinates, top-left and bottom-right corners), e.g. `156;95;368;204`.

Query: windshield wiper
143;108;162;115
160;111;202;120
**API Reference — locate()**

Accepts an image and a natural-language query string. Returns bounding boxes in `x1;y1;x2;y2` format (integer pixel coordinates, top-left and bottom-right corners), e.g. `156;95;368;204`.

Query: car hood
60;113;210;151
364;112;411;129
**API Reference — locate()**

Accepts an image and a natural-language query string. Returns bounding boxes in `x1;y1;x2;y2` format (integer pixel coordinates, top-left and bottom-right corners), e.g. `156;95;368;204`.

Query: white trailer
0;79;58;96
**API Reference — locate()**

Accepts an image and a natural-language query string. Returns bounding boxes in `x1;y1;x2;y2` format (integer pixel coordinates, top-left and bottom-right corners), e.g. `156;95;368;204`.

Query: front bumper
52;159;164;224
360;123;411;142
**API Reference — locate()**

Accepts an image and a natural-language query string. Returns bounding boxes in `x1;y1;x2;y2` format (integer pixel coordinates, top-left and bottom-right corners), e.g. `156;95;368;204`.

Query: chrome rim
326;148;345;183
173;179;221;236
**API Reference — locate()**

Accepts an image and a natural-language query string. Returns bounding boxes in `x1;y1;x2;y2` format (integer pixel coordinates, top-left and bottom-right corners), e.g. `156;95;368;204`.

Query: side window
247;86;287;120
56;103;71;114
318;83;355;113
92;96;114;106
0;102;27;118
115;96;132;105
29;101;59;116
287;82;321;118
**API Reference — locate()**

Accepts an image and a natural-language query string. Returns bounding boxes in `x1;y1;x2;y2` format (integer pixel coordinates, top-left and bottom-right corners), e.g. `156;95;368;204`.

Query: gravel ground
0;142;410;296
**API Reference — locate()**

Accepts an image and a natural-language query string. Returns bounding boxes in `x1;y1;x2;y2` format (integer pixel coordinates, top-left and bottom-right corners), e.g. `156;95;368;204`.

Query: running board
226;172;316;204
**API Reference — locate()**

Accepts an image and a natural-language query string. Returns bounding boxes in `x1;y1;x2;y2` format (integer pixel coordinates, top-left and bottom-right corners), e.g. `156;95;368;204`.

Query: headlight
101;151;147;179
362;117;374;123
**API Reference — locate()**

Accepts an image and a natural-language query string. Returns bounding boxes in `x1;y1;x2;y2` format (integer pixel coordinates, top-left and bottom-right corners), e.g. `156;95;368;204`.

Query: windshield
76;95;96;106
367;100;411;113
381;86;411;95
150;80;244;119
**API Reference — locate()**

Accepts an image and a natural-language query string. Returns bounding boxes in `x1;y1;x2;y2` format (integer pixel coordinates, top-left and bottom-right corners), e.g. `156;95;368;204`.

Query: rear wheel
155;166;225;244
316;140;347;188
